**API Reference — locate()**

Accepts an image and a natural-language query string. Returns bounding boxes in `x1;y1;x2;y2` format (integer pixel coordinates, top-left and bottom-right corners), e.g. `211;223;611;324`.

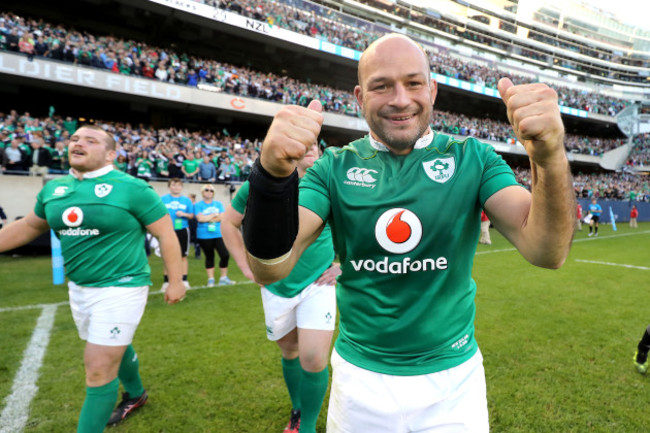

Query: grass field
1;222;649;432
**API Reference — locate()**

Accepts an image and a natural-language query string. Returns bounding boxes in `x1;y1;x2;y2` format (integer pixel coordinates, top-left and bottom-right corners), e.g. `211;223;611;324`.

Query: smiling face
68;127;116;174
354;35;437;155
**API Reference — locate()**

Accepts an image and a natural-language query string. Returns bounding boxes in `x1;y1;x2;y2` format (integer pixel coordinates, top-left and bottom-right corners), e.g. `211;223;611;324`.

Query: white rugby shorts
327;349;489;433
68;282;149;346
261;281;336;341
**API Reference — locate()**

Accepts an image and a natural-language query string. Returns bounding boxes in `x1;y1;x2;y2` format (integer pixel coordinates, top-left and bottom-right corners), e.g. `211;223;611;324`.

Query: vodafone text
350;256;448;274
59;228;100;236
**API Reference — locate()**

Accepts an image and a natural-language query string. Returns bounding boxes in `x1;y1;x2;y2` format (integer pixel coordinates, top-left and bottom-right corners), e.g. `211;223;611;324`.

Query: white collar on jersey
69;164;114;179
368;129;434;152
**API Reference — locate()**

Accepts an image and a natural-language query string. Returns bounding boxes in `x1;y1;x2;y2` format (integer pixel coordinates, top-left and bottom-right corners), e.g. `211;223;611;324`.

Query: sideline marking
151;280;252;298
475;229;650;256
0;281;251;432
475;247;517;255
572;229;650;242
575;260;650;271
0;281;251;313
0;304;57;433
0;301;67;313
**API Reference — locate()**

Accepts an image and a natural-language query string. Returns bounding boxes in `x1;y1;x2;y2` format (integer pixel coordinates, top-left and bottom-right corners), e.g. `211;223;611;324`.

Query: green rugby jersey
34;166;168;287
299;132;521;375
234;181;335;298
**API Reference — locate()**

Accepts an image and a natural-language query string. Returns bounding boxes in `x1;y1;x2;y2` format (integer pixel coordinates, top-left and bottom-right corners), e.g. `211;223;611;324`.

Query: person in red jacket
479;210;491;245
630;205;639;229
576;203;583;232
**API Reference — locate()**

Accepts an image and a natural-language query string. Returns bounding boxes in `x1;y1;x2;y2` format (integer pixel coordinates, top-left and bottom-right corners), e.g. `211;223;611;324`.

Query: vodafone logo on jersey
375;208;422;254
62;207;84;227
350;208;448;275
59;207;100;237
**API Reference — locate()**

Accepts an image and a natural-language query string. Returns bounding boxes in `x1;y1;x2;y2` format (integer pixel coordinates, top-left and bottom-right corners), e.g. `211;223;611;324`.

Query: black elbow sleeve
243;159;299;261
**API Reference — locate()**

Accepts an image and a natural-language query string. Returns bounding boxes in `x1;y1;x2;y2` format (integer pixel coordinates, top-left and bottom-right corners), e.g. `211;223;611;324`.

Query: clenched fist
498;78;566;168
260;100;324;178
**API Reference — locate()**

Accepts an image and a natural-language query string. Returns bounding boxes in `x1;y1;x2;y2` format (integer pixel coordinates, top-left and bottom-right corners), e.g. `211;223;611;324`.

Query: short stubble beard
364;107;432;153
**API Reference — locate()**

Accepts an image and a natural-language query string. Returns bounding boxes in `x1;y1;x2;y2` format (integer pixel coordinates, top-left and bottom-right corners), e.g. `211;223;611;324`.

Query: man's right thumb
307;99;323;112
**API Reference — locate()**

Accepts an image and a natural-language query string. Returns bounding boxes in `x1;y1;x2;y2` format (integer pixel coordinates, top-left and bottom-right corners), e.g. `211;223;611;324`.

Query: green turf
1;223;649;432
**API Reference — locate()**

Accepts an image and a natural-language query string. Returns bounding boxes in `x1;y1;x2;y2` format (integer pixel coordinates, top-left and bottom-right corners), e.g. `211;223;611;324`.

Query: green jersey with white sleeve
34;166;168;287
299;132;521;375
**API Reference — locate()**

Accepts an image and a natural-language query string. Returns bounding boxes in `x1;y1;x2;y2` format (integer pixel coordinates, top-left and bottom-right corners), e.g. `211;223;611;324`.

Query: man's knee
276;329;299;359
84;344;126;386
299;348;329;372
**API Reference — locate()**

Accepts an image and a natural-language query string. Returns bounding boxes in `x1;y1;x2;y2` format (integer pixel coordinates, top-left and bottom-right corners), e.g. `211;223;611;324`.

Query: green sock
77;377;119;433
118;344;145;398
298;367;329;433
281;356;302;410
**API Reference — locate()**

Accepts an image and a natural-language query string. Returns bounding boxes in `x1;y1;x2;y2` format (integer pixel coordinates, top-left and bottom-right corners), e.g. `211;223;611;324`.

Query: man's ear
107;150;117;164
430;79;438;106
354;85;363;110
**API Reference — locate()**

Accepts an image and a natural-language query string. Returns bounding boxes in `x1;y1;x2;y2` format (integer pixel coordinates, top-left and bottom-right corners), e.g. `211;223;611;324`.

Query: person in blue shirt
194;183;235;286
160;178;194;289
198;154;217;183
587;197;602;237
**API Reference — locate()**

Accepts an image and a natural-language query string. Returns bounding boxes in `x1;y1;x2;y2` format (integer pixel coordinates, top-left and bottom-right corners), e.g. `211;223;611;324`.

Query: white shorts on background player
327;349;489;433
261;281;336;341
68;282;148;346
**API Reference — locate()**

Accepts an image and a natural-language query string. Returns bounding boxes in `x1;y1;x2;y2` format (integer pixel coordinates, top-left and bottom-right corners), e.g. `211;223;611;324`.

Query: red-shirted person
630;205;639;228
479;210;491;245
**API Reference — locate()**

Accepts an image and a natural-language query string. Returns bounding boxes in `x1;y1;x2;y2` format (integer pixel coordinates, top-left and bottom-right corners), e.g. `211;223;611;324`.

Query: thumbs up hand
498;78;566;168
260;100;324;178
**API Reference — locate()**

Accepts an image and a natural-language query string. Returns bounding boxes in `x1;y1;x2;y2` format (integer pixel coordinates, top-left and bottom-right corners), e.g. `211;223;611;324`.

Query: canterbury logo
346;167;378;183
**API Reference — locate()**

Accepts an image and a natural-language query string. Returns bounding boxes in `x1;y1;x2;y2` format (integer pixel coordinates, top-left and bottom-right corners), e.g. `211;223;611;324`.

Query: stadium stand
626;133;650;168
0;7;634;116
0;0;649;224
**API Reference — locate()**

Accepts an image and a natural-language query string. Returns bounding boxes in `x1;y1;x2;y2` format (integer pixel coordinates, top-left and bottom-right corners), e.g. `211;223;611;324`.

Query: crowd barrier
0;174;238;223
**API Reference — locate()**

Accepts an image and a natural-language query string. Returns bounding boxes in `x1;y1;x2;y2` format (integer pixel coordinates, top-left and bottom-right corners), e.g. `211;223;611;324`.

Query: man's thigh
260;287;298;341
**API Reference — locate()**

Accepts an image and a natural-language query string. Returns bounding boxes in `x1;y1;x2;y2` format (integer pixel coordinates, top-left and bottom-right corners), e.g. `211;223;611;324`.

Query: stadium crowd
513;167;650;201
0;104;627;183
204;0;640;114
626;133;650;168
0;109;261;182
0;11;362;117
341;0;648;84
211;0;645;90
1;109;647;202
432;109;626;156
0;6;631;117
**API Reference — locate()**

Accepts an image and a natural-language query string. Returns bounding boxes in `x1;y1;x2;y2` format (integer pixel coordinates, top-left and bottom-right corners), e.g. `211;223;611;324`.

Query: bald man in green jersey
0;125;185;432
243;34;575;432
